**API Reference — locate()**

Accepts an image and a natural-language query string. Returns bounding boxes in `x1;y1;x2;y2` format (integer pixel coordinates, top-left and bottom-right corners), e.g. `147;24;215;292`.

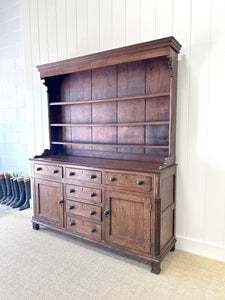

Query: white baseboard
176;235;225;263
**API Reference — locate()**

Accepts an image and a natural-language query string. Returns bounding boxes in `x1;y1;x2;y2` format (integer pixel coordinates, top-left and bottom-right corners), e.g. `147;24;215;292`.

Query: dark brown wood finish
31;37;181;274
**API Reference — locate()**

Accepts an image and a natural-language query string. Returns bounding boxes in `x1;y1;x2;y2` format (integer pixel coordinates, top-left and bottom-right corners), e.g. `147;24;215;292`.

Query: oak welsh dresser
30;36;181;274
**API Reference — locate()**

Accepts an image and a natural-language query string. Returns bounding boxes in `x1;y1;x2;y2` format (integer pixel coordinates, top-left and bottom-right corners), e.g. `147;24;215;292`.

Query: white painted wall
0;0;29;175
20;0;225;262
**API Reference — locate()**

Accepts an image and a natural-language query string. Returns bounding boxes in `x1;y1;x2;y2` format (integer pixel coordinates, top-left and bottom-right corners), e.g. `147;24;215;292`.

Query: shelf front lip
37;36;181;78
51;141;169;149
50;121;170;127
49;93;170;106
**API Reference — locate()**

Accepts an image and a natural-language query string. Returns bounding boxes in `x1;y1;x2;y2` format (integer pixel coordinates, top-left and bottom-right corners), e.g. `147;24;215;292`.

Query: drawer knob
90;192;96;197
69;205;74;210
58;200;63;204
69;172;75;176
69;189;75;193
70;221;75;226
104;210;110;216
110;177;116;181
90;210;95;215
137;180;143;185
90;174;96;179
90;228;96;233
53;170;59;174
36;167;42;171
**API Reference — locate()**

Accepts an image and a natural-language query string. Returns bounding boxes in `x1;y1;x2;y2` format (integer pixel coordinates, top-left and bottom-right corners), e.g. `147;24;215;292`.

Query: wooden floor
0;204;225;300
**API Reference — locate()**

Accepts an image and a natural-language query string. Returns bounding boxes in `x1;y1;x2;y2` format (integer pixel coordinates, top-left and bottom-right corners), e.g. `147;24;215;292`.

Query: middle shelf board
49;92;170;106
50;121;169;127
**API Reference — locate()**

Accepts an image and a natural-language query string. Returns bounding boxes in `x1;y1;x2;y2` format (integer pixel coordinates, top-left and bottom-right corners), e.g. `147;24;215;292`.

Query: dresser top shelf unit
37;36;181;169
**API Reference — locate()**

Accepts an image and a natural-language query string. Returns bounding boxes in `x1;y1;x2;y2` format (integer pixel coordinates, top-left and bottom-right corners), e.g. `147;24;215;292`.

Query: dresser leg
170;245;175;252
32;222;39;230
151;261;161;274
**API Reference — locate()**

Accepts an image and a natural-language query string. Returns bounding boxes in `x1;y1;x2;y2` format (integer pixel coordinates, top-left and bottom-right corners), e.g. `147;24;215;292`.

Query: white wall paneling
21;0;225;262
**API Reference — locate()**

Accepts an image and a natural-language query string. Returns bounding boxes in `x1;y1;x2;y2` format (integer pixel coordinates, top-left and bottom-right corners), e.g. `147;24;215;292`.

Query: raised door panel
34;179;63;227
104;191;151;254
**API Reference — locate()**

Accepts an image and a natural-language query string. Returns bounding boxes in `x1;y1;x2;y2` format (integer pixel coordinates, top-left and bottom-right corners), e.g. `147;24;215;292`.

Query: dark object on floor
0;174;8;204
10;178;20;207
12;177;26;208
19;178;31;210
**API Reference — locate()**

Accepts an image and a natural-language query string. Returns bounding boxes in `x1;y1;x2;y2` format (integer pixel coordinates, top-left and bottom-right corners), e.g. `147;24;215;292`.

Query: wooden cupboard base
151;261;161;275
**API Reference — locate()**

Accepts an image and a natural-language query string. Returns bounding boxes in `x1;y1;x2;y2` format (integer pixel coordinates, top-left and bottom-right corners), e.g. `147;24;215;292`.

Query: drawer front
34;164;62;178
66;216;101;240
66;200;101;221
65;184;101;203
65;168;101;184
104;172;152;191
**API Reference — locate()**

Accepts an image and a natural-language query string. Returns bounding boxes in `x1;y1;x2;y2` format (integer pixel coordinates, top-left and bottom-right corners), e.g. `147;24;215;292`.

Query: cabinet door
34;179;63;227
104;191;151;254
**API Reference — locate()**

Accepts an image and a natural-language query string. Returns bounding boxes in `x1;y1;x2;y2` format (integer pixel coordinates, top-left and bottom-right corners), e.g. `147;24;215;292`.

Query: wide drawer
34;163;62;178
66;200;101;221
65;184;101;203
104;172;152;191
65;167;101;184
66;216;101;240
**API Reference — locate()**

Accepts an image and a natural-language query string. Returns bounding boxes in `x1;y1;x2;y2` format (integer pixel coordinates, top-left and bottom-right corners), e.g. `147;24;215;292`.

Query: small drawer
65;184;101;203
104;172;152;192
65;168;101;184
34;164;62;178
66;216;101;240
66;200;101;221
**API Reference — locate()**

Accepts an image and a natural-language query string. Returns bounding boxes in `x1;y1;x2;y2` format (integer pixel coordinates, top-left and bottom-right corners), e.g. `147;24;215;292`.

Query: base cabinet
31;159;176;274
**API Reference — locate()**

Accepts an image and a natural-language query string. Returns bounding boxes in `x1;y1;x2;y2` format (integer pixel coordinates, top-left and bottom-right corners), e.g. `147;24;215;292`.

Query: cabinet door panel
104;191;151;254
34;179;63;227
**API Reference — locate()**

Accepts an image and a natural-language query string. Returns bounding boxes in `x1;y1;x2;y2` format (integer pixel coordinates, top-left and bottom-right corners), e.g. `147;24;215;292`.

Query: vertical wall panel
66;0;77;58
29;0;43;155
38;0;49;149
46;0;58;62
155;0;173;38
173;0;191;238
99;0;112;50
112;0;125;48
22;0;36;157
140;0;156;42
56;0;67;60
186;0;211;240
204;0;225;246
87;0;100;53
77;0;88;55
126;0;140;45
